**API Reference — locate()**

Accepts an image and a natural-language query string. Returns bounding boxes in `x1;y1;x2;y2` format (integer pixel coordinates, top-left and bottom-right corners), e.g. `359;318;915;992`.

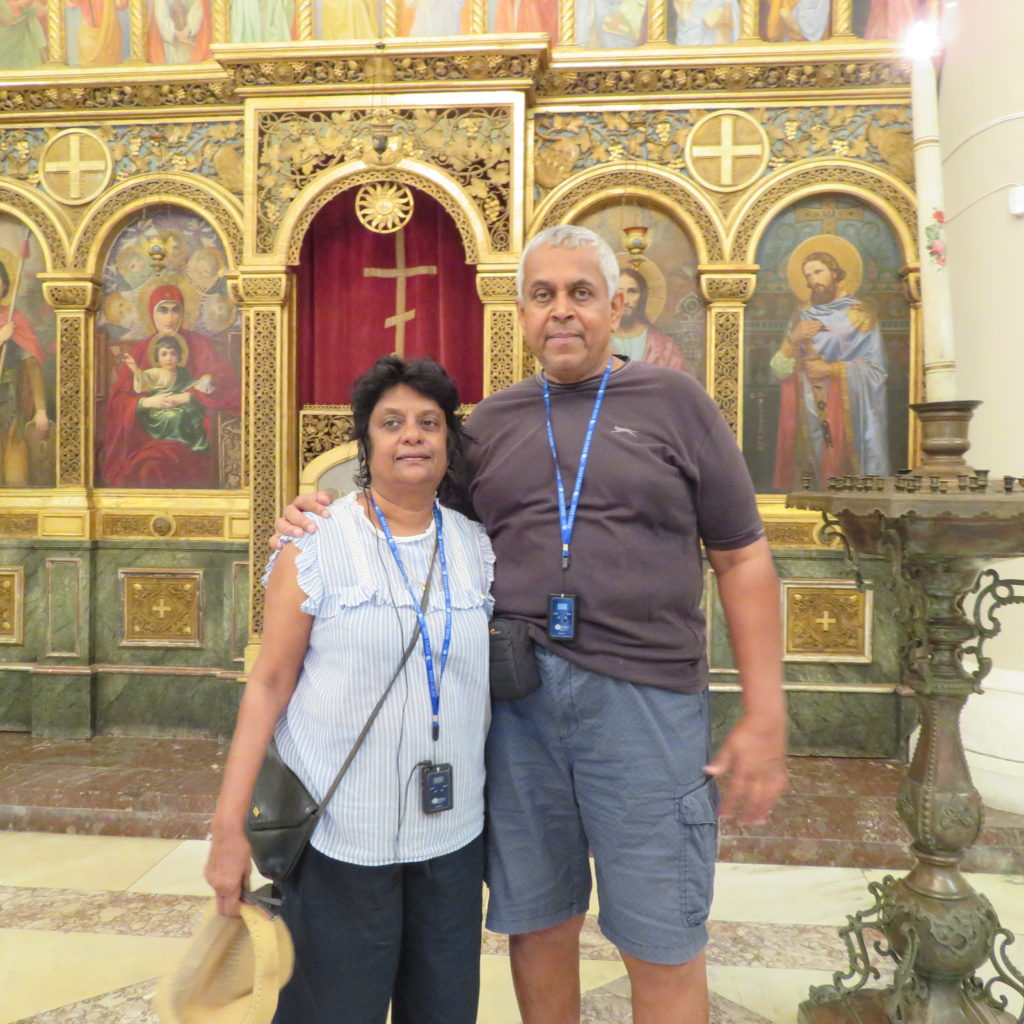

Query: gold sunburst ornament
356;183;414;234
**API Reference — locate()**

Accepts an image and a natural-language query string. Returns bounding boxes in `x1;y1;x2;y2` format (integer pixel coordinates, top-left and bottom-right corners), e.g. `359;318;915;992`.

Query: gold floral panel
782;579;872;663
0;567;24;645
120;569;203;648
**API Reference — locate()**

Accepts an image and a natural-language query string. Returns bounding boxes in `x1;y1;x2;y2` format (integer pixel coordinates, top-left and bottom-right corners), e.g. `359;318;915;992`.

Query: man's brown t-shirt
464;359;764;693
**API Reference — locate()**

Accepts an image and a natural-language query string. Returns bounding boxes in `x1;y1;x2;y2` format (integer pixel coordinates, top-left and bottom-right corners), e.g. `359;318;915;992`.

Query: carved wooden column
477;270;525;396
647;0;668;44
126;0;147;62
383;0;399;37
901;265;924;453
739;0;760;40
212;0;230;43
832;0;854;37
559;0;575;45
296;0;314;41
231;270;293;647
699;266;757;441
46;0;66;63
470;0;487;33
39;275;101;489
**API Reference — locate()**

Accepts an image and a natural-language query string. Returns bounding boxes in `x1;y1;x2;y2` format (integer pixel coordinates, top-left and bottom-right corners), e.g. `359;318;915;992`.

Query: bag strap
315;531;438;815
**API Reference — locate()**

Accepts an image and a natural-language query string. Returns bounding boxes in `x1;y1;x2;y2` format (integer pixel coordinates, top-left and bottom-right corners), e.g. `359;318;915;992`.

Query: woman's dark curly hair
349;355;468;505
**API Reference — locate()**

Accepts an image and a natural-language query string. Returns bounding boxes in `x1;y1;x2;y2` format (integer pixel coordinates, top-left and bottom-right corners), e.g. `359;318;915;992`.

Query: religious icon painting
489;0;559;38
0;1;48;71
0;215;56;489
295;185;484;405
575;0;648;47
758;0;831;41
667;0;740;46
850;0;925;40
575;204;706;385
314;0;381;39
146;0;212;63
65;0;131;67
228;0;297;43
94;206;242;490
399;0;471;36
742;193;911;493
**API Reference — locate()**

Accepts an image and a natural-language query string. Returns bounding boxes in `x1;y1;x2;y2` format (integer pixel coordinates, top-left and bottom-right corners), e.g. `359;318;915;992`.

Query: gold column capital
698;265;758;304
900;265;922;304
39;275;103;311
476;271;519;303
230;270;292;305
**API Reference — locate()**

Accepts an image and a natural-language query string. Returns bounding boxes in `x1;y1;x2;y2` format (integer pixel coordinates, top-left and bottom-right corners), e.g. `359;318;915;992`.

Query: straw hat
154;901;294;1024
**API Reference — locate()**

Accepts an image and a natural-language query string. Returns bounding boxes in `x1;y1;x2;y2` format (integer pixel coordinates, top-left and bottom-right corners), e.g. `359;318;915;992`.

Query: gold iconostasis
0;1;933;750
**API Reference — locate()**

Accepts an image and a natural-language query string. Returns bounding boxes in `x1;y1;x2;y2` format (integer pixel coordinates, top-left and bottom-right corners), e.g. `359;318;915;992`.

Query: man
275;226;787;1024
612;265;689;371
770;250;889;490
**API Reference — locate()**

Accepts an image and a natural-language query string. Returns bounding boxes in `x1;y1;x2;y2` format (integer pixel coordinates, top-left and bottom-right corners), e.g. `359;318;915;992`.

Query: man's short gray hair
517;225;620;303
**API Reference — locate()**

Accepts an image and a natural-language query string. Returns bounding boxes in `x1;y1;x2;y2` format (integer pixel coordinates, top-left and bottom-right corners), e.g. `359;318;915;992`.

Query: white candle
907;21;957;403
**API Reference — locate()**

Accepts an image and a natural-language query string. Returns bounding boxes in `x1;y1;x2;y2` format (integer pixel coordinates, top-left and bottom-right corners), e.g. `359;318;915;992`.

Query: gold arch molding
0;181;71;271
728;159;918;267
531;164;727;265
70;173;244;272
275;159;492;268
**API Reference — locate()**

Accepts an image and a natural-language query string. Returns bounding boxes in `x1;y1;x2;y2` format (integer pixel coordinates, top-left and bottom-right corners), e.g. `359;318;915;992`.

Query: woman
205;356;493;1024
101;283;239;488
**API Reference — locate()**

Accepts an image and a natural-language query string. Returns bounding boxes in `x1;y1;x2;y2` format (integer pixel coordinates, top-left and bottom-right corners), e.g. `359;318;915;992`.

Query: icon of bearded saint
101;283;240;488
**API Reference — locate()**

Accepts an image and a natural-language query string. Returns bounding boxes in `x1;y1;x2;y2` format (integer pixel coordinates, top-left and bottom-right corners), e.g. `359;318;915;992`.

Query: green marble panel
31;672;94;738
45;557;84;657
0;669;30;730
93;541;248;668
711;688;915;758
95;671;241;738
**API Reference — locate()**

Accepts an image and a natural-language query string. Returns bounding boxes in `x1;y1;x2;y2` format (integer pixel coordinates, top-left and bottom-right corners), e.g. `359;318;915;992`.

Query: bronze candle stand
787;407;1024;1024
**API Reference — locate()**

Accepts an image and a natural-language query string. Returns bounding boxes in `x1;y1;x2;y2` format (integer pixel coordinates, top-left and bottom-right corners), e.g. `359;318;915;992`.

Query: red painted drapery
296;187;484;406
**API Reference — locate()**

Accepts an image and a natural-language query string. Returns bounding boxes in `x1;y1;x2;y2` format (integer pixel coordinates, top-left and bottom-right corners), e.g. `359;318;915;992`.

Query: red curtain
296;187;484;406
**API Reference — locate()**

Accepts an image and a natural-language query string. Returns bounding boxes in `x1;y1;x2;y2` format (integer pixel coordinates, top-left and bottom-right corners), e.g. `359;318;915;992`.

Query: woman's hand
205;826;253;917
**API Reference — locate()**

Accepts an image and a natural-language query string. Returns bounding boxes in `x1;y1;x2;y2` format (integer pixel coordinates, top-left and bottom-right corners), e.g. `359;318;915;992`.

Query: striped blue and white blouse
263;491;494;867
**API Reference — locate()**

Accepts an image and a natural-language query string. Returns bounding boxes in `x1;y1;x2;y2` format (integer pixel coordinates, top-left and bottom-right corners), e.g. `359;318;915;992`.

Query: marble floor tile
707;965;836;1024
0;929;186;1024
711;863;877;926
127;838;211;896
0;832;180;892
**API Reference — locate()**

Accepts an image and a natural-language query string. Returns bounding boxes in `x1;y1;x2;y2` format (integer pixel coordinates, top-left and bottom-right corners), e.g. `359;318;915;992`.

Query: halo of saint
786;234;863;303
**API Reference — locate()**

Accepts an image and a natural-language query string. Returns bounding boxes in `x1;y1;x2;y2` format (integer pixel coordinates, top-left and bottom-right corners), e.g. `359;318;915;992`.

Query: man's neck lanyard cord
370;497;452;742
542;357;613;571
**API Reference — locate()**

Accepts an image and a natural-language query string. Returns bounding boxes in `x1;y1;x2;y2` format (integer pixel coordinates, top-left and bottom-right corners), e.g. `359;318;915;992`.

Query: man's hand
32;408;49;437
705;713;787;825
789;319;823;347
270;490;335;550
803;357;834;382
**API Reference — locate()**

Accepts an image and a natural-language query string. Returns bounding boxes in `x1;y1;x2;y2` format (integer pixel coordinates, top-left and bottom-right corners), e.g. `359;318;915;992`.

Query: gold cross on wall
44;133;108;201
364;229;437;358
795;199;864;234
815;609;837;632
690;114;763;187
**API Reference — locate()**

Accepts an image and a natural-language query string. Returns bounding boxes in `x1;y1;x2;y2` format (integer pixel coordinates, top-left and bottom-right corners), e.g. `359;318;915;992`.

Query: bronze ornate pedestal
788;447;1024;1024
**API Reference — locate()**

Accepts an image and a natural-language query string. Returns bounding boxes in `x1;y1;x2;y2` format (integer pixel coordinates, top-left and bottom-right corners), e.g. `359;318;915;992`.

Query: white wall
939;0;1024;810
940;0;1024;671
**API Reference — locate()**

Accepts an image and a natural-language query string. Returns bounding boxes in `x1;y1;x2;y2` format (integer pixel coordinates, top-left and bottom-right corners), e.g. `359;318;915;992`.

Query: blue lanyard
370;498;452;742
542;358;613;570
